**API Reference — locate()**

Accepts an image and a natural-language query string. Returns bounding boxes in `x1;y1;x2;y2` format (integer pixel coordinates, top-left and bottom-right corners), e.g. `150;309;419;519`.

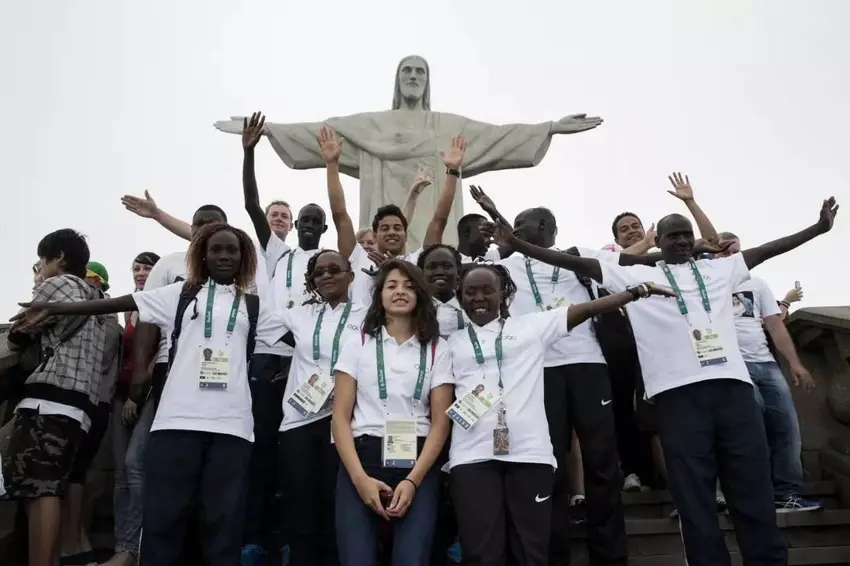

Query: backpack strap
165;282;203;373
270;249;292;280
244;293;260;364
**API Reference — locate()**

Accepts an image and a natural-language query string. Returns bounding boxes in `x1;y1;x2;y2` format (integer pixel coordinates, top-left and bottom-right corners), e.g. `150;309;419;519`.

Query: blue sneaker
775;494;823;513
447;541;462;563
241;544;267;566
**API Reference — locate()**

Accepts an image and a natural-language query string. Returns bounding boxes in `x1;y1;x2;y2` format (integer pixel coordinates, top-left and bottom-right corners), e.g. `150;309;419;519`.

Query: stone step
627;545;850;566
621;481;839;518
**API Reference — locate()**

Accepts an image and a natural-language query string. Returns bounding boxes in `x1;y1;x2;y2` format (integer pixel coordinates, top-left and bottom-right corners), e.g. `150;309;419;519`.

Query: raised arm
493;223;604;282
422;136;467;248
401;168;433;226
120;191;192;242
319;127;358;259
468;185;516;259
241;112;273;249
621;223;657;255
742;197;838;270
566;283;675;329
667;172;718;241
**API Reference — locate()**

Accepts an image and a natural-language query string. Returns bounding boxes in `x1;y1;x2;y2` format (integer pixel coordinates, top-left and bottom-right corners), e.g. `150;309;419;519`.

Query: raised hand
783;285;803;304
9;302;53;332
553;113;604;134
440;135;467;170
667;172;694;201
817;197;839;234
469;185;497;216
410;166;433;195
692;237;731;256
121;190;159;219
492;222;516;249
367;249;392;266
242;111;266;151
643;223;658;247
318;126;343;164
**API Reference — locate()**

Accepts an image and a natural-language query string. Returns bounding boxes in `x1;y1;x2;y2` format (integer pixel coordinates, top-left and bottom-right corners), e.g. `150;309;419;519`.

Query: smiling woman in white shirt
331;259;453;566
13;222;287;566
417;243;466;339
275;249;366;566
445;263;673;566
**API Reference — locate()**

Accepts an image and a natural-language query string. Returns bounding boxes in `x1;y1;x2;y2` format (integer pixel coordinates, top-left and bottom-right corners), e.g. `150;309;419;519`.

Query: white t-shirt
134;280;285;441
434;296;467;338
732;277;781;363
278;302;367;432
447;309;571;470
348;243;422;305
601;253;752;398
333;328;452;438
263;234;322;357
143;251;188;364
459;247;501;264
499;247;619;367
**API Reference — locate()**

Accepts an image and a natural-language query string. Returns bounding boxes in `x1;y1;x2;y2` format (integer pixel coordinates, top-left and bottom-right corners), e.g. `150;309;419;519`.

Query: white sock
570;494;585;506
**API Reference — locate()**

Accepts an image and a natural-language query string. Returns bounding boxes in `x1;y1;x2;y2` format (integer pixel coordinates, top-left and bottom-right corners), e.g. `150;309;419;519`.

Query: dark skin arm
493;224;604;282
741;197;838;269
468;185;517;259
12;295;138;328
242;112;273;250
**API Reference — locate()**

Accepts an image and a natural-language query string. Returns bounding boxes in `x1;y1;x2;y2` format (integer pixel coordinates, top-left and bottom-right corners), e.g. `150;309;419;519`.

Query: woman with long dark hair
276;249;366;566
445;263;674;566
13;223;285;566
331;259;453;566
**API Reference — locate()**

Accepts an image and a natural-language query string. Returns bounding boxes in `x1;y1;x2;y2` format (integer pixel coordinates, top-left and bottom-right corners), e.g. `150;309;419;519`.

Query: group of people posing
5;110;839;566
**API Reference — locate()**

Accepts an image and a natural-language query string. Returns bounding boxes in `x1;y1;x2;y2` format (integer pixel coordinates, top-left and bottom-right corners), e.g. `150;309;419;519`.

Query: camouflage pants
6;409;84;499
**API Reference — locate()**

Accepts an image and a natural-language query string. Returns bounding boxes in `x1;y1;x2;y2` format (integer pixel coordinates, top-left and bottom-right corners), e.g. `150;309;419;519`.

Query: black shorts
6;408;85;499
69;401;111;484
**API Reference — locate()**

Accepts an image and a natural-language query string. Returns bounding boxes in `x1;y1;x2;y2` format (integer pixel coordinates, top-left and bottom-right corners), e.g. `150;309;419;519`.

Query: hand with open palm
318;126;343;164
242;111;266;151
440;135;467;170
121;190;159;219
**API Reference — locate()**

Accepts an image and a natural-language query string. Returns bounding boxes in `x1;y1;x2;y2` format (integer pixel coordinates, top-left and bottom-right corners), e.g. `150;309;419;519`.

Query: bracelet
627;283;650;301
401;477;418;491
445;167;460;177
779;300;791;309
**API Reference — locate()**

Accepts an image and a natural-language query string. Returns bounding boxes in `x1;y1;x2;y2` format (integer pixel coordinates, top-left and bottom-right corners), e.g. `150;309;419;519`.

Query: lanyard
467;320;507;426
285;251;295;290
312;301;353;371
204;280;241;340
375;329;428;413
658;260;711;323
524;257;559;310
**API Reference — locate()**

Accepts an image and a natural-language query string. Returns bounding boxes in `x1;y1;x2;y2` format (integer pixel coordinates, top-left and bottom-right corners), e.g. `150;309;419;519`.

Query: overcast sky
2;0;848;319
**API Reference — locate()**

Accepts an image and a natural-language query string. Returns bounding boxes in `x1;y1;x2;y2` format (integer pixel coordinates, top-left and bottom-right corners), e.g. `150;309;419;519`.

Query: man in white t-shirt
494;197;838;566
715;232;821;513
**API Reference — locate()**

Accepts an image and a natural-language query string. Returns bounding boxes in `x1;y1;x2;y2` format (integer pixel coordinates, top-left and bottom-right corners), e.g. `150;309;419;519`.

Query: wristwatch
445;167;460;177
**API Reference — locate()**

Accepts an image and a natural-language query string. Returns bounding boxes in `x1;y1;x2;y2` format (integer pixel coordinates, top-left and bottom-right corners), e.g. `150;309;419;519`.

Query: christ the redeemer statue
214;55;603;249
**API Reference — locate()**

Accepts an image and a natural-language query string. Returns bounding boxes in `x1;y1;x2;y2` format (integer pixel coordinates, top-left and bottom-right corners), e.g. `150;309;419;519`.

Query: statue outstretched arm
214;117;360;176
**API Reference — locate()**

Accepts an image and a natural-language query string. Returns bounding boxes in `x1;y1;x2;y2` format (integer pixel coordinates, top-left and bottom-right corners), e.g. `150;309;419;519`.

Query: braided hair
458;263;517;319
303;249;352;304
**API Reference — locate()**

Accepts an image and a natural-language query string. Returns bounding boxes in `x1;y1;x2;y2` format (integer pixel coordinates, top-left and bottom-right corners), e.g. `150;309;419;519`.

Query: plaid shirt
20;274;107;415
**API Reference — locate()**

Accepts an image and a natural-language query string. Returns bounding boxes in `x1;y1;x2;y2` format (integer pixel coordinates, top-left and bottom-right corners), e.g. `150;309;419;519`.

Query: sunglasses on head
313;265;349;278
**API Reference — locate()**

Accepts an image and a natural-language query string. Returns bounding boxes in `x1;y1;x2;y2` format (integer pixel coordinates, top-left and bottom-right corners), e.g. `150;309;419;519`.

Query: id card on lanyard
446;322;503;432
198;281;241;390
658;260;728;367
287;302;352;416
377;330;428;468
525;257;565;311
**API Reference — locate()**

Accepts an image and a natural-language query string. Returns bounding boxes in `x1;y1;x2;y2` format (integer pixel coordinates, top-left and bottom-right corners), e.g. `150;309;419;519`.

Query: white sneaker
623;473;642;492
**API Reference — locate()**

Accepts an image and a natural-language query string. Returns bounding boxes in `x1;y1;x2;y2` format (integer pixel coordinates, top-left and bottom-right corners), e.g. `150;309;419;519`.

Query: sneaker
570;496;587;525
241;544;267;566
623;473;642;492
775;494;823;513
447;541;462;563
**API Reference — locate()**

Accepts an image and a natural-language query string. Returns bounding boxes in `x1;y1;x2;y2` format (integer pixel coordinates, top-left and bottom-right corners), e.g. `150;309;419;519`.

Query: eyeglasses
313;265;350;278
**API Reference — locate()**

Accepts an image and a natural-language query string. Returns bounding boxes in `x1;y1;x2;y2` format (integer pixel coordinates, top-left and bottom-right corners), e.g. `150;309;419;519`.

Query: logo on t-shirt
732;291;755;318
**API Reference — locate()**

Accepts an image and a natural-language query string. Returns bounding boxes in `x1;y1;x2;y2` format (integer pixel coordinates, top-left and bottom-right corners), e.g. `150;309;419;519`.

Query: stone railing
786;307;850;505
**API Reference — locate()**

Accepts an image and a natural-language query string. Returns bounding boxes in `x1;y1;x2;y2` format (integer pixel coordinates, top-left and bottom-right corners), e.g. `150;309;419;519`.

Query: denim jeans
112;398;155;556
335;436;439;566
746;361;804;499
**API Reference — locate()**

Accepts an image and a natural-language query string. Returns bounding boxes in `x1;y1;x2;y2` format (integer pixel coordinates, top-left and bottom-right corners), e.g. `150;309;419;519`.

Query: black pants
451;461;553;566
278;417;339;566
544;363;627;566
244;354;287;551
607;349;654;482
141;430;252;566
656;379;787;566
69;401;112;483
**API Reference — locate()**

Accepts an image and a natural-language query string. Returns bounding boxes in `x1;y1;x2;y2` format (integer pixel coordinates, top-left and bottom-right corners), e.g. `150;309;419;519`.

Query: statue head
392;55;431;110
